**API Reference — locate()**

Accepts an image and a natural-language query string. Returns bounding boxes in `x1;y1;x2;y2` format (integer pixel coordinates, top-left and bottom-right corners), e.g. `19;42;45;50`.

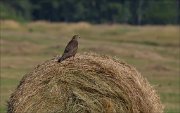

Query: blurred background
0;0;179;24
0;0;179;113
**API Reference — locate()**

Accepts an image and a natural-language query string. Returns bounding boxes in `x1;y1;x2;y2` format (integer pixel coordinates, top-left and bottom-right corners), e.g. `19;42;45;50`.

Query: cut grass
0;20;179;113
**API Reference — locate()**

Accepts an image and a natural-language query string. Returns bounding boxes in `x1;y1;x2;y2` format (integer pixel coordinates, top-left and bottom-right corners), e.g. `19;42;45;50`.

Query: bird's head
72;35;80;40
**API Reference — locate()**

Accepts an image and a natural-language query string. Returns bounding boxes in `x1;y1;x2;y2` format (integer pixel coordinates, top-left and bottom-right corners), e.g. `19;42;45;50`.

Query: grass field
0;20;179;113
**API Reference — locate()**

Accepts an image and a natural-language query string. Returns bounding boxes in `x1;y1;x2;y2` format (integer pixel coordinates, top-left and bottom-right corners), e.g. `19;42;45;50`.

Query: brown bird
58;35;80;62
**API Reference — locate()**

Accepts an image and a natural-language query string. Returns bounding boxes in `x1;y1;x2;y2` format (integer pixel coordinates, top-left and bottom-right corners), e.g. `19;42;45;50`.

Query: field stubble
0;20;179;113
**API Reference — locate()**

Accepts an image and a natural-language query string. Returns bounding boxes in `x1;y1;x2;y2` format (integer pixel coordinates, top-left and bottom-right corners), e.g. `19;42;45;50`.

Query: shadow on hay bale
8;53;164;113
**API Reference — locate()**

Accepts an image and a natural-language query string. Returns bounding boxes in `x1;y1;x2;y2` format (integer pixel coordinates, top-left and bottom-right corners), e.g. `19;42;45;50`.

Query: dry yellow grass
1;20;179;113
0;20;22;30
8;53;164;113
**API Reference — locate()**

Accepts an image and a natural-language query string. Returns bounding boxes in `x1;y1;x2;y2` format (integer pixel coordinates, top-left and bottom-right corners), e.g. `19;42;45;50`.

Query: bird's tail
57;57;64;63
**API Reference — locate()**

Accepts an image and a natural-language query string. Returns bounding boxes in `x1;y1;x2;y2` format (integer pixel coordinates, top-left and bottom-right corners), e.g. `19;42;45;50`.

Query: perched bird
58;35;80;63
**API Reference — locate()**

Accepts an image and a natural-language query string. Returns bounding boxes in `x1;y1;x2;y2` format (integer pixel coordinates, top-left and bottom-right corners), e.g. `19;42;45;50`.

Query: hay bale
8;53;164;113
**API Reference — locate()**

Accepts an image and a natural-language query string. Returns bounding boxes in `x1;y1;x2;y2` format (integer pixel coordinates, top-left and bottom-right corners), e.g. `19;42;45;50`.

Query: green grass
0;21;179;113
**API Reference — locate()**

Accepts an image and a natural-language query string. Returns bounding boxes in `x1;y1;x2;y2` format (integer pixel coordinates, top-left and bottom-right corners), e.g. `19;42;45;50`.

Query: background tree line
0;0;179;25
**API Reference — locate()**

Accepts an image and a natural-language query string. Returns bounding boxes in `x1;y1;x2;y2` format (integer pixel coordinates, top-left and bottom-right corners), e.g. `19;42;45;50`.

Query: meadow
0;20;179;113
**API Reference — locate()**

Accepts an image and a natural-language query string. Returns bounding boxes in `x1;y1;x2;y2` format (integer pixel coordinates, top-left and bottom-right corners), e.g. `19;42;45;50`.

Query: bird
57;35;80;63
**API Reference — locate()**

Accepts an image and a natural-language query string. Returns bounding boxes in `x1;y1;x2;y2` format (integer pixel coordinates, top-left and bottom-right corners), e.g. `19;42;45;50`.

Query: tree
143;0;178;24
0;0;32;21
0;0;179;24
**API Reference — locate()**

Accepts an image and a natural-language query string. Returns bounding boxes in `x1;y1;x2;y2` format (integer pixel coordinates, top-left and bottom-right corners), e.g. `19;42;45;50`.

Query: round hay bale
8;53;164;113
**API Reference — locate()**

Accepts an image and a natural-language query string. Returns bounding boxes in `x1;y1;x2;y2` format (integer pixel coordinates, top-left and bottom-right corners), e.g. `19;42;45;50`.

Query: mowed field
0;20;179;113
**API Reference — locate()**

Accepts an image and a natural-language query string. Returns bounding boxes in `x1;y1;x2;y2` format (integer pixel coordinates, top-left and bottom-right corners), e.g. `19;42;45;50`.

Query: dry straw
8;53;164;113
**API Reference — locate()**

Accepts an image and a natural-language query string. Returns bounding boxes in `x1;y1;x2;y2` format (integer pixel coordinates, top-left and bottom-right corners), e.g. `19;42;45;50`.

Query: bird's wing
64;40;78;53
